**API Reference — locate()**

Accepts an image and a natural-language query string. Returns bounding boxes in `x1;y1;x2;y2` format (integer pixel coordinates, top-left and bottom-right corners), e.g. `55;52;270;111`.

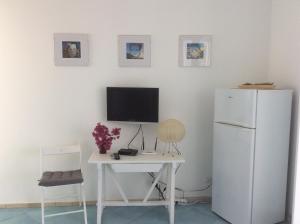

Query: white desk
88;151;185;224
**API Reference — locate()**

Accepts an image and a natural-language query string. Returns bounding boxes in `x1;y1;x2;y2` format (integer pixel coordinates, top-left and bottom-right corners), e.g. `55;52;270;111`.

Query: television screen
107;87;159;123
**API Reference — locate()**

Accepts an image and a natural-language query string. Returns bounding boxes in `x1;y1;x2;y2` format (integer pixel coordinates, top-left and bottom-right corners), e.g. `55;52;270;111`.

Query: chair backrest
40;144;82;175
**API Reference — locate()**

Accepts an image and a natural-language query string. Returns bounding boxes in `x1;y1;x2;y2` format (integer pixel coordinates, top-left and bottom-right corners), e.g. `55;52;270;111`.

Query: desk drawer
110;164;163;173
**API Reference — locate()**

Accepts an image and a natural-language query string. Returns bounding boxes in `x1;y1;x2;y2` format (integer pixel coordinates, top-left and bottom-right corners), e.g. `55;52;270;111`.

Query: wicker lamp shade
158;119;185;143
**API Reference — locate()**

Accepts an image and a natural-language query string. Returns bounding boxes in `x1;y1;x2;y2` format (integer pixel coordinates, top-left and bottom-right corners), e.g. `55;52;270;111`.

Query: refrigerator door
214;89;257;128
212;123;255;224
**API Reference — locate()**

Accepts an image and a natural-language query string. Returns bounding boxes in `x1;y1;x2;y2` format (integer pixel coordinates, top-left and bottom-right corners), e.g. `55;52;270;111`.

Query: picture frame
118;35;151;67
178;35;212;67
54;33;89;66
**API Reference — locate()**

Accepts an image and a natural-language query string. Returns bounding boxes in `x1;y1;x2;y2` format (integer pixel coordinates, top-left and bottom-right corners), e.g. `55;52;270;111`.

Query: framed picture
118;35;151;67
179;35;212;67
54;33;89;66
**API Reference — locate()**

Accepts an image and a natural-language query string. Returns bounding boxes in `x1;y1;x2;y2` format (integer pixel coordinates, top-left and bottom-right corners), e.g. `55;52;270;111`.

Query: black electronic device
118;148;138;156
112;153;120;160
106;87;159;123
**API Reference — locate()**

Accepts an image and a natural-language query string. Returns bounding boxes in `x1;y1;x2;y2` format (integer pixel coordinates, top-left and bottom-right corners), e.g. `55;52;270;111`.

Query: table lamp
157;119;185;155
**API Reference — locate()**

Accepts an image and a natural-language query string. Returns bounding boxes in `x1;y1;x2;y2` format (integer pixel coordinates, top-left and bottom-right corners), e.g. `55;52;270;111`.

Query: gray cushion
39;169;83;187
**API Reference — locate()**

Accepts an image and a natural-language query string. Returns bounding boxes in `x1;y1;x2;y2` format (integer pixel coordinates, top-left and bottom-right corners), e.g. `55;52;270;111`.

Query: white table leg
166;165;171;211
169;162;176;224
97;164;103;224
103;164;106;203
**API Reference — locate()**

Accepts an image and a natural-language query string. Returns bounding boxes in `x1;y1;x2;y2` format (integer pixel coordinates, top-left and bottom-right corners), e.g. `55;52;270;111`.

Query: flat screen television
107;87;159;123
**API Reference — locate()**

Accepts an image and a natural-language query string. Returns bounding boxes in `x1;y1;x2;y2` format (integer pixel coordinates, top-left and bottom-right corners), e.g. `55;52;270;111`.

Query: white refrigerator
212;89;292;224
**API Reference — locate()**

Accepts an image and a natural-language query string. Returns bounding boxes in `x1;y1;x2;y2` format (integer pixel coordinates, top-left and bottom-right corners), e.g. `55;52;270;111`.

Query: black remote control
112;153;120;160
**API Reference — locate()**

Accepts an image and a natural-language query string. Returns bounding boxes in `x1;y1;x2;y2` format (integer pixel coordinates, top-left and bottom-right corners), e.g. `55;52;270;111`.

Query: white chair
38;144;88;224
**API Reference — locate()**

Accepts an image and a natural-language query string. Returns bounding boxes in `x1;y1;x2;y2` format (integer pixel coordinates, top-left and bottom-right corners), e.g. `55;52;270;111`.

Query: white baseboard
0;196;211;208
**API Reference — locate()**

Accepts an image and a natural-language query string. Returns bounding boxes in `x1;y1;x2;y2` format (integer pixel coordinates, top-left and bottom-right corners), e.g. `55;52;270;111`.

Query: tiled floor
0;204;228;224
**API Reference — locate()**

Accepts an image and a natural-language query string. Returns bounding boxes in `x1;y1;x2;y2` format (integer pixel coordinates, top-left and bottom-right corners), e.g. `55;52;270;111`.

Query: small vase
99;146;107;154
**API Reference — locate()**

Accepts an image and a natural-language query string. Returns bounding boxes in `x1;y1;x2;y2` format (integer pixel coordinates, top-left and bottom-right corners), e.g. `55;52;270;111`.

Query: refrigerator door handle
214;121;256;129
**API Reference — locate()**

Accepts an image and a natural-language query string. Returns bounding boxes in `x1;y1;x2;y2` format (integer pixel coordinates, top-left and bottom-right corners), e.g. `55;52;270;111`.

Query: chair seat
39;169;83;187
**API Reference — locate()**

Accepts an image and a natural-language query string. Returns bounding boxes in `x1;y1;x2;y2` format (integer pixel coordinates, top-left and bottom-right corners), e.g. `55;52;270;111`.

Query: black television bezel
106;87;159;123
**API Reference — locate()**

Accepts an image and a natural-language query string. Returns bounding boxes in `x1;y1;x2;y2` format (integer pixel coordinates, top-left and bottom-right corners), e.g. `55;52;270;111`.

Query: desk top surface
88;151;185;164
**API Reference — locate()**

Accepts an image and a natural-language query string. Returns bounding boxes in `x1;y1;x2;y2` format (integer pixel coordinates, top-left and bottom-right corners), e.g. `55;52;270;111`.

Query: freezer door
214;89;257;128
212;123;255;224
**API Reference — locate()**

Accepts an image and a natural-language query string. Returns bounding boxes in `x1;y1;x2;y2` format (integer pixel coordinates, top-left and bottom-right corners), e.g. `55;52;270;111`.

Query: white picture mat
118;35;151;67
54;33;89;66
179;35;212;67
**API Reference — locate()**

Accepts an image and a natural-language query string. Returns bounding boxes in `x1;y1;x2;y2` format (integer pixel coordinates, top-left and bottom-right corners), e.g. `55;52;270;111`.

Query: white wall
269;0;300;222
0;0;271;203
